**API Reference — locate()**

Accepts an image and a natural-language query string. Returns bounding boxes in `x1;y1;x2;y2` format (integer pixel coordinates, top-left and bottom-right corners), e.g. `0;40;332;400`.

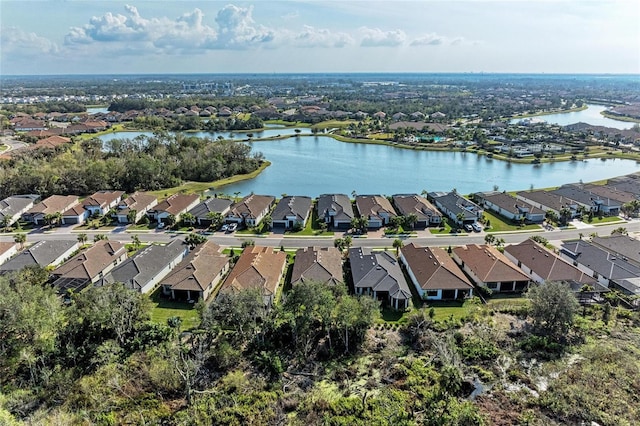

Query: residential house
428;191;484;225
226;194;276;228
0;194;39;227
613;277;640;297
590;234;640;266
99;240;188;294
188;198;233;227
504;239;598;286
0;242;18;266
452;244;531;292
475;191;545;223
159;241;230;301
148;193;200;224
515;190;579;218
317;194;354;229
82;190;125;216
392;194;442;228
113;192;158;224
51;240;127;293
291;246;344;286
23;195;79;225
271;196;313;229
559;239;640;288
355;195;397;228
399;243;474;301
348;247;412;310
0;240;79;274
218;246;287;306
551;185;623;216
584;183;639;205
61;203;90;225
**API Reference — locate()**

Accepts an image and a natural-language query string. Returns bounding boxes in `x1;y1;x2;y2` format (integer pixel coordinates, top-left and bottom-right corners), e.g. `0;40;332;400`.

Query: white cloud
359;27;406;47
214;4;274;48
410;33;445;46
292;26;353;48
0;27;59;55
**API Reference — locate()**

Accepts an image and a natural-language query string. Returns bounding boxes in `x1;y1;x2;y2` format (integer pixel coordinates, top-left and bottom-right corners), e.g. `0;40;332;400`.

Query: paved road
2;220;638;249
0;136;26;153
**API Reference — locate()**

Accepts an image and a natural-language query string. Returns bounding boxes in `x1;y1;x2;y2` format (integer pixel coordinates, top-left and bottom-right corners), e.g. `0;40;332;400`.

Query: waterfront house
392;194;442;228
428;191;483;225
317;194;354;229
226;194;275;228
515;190;579;218
474;191;545;223
355;195;397;228
271;196;313;230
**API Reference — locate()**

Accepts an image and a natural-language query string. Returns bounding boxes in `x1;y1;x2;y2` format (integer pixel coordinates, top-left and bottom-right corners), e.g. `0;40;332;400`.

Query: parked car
220;224;229;232
472;222;482;232
464;224;473;232
226;223;238;233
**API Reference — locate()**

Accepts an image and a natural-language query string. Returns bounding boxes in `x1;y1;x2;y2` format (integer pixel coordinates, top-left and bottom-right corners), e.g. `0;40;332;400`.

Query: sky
1;0;639;75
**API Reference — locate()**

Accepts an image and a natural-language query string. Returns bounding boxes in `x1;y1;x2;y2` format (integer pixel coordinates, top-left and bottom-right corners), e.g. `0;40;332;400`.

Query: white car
472;223;483;232
226;223;238;232
464;224;473;232
220;224;229;232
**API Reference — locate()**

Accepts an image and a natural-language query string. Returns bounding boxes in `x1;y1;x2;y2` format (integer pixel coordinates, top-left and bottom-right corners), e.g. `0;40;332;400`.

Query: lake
510;104;636;130
98;127;312;144
205;136;640;197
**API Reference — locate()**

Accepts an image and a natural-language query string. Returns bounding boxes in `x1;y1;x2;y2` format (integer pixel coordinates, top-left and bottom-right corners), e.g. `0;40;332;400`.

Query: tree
13;232;27;249
526;281;579;341
94;234;108;242
201;288;267;342
126;209;138;224
77;233;88;245
165;214;177;228
261;214;273;230
611;227;628;235
484;234;496;245
131;234;141;250
350;216;368;234
184;232;207;248
181;212;195;227
206;211;224;230
392;238;404;254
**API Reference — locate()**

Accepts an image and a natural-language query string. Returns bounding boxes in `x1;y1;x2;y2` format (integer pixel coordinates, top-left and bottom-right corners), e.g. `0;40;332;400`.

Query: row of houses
1;232;638;309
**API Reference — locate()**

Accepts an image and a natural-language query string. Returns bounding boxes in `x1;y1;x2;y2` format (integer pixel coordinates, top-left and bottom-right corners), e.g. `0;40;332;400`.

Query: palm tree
392;238;404;255
14;233;26;249
126;209;138;224
77;233;88;245
206;211;224;230
131;234;141;250
181;212;195;227
261;214;273;230
0;216;11;232
233;192;241;203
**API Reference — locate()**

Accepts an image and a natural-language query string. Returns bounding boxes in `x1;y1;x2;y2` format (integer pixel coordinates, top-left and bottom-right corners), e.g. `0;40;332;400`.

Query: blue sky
1;0;639;75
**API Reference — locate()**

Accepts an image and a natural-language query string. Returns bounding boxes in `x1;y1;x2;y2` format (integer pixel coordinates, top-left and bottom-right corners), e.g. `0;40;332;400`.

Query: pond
98;127;312;144
510;104;636;130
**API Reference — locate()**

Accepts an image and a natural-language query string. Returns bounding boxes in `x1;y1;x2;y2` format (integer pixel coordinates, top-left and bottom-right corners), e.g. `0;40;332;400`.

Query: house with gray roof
428;191;483;225
515;190;579;218
400;243;473;301
392;194;442;228
590;234;640;266
99;240;188;294
317;194;354;229
355;195;397;228
475;191;545;223
271;196;313;229
348;247;411;310
291;246;343;286
0;240;79;274
188;197;233;227
551;185;623;216
607;175;640;197
559;239;640;288
0;195;39;227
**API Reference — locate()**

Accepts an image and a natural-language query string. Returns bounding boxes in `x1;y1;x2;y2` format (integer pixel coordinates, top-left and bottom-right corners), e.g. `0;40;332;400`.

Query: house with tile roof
160;241;230;301
504;239;599;286
218;245;287;306
317;194;354;229
348;247;412;310
226;194;275;228
452;244;531;292
392;194;442;228
113;192;158;224
82;190;125;216
51;240;127;293
100;240;188;294
291;246;343;286
515;190;580;218
399;243;474;301
551;185;623;216
271;196;313;229
355;195;397;228
188;197;233;227
61;203;90;225
0;194;40;227
0;242;18;267
0;240;79;274
23;195;79;225
148;193;200;224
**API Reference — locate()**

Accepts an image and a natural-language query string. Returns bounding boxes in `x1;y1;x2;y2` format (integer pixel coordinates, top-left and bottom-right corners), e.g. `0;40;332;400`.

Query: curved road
2;220;639;250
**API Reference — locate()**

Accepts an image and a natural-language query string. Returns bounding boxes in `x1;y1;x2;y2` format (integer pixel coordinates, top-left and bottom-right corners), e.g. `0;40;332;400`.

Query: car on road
472;223;483;232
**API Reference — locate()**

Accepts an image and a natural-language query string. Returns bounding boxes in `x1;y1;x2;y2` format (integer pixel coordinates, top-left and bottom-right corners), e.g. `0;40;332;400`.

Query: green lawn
482;210;541;232
149;288;200;330
285;206;334;236
588;216;626;225
429;219;455;234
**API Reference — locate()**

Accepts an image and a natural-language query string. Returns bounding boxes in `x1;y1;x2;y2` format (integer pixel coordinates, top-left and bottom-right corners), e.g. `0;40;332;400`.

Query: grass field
149;288;200;330
482;210;541;232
